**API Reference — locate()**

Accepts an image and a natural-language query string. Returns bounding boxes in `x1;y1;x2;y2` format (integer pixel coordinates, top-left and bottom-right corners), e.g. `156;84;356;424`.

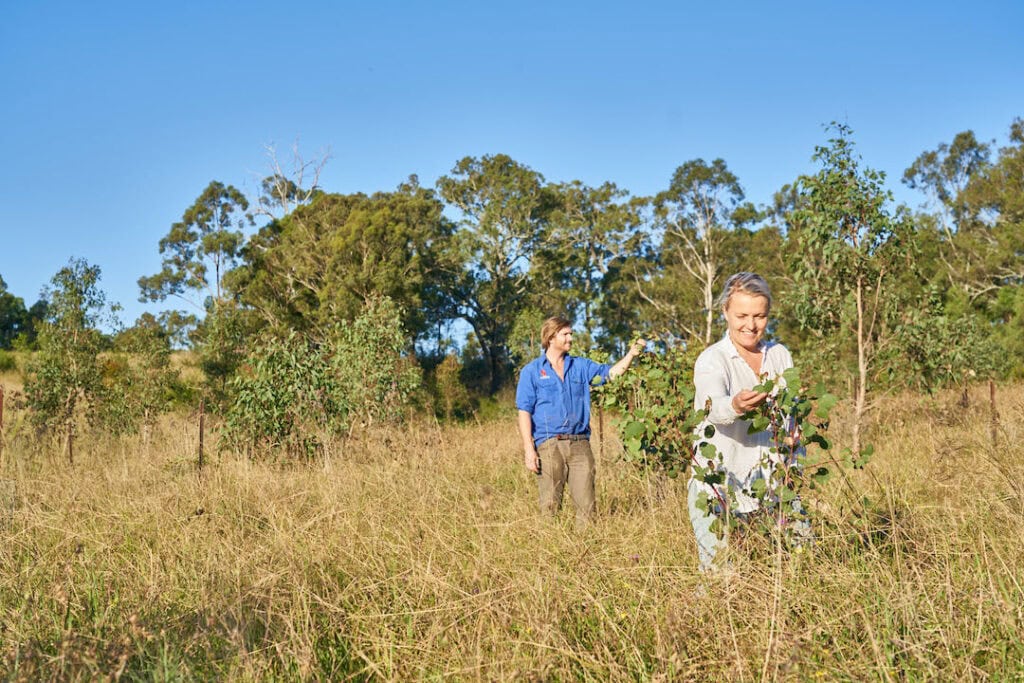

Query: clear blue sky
2;0;1022;325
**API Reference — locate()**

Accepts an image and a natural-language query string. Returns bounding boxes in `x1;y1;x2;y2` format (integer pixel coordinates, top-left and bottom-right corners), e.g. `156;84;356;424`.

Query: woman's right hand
731;389;768;414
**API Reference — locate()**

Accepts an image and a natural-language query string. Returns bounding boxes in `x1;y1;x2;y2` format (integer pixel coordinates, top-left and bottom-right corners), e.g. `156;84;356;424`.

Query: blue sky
2;0;1022;325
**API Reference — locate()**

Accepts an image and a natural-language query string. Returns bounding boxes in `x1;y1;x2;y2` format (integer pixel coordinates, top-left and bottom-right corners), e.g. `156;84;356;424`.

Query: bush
0;350;15;373
223;295;422;458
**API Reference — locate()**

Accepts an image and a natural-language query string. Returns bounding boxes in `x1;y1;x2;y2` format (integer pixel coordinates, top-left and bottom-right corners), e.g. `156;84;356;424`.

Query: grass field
1;383;1023;680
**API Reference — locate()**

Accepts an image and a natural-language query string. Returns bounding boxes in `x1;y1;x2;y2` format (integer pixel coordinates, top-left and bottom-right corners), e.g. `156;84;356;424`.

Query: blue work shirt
516;353;612;448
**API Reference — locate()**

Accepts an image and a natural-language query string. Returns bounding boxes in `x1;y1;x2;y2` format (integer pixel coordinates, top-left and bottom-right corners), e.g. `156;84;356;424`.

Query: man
515;316;645;524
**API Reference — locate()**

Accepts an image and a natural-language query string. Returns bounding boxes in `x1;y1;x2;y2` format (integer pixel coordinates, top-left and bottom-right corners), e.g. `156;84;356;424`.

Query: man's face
549;326;573;355
724;292;769;353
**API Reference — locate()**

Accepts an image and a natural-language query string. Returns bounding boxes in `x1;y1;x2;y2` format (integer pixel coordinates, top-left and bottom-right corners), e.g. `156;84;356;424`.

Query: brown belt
555;434;589;441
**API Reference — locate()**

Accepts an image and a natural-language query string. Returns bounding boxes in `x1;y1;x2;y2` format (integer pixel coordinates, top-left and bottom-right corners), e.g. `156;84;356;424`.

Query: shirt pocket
568;377;589;399
537;379;561;401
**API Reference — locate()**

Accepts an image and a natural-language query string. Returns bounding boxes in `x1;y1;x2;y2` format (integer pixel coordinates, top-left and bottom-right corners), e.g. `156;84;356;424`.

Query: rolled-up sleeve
515;366;536;413
693;351;741;425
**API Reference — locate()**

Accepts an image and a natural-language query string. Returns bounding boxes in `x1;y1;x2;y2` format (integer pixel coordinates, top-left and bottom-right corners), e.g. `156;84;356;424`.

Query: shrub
223;295;422;458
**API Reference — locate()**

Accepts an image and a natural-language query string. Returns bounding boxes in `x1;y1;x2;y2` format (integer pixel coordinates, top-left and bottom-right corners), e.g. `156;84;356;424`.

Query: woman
688;272;795;571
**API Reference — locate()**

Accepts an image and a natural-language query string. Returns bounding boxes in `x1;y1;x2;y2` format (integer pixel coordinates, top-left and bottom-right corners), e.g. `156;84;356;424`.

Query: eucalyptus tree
437;154;557;392
24;260;115;462
253;142;330;219
139;180;254;401
903;130;992;236
636;159;757;345
955;119;1024;372
139;180;253;311
232;177;456;343
789;124;914;456
533;180;645;351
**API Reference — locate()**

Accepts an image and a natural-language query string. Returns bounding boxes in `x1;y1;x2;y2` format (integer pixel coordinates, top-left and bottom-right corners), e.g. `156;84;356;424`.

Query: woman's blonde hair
540;316;572;350
716;272;772;312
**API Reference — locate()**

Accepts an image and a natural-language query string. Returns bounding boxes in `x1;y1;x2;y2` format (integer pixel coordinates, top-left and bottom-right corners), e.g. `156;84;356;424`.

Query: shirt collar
720;334;768;359
539;352;572;370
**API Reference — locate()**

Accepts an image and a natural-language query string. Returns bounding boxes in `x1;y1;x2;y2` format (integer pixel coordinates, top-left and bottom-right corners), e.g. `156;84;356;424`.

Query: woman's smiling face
724;291;769;353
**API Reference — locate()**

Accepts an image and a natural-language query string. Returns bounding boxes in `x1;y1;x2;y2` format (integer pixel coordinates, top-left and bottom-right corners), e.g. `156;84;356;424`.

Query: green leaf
623;420;646;440
815;393;838;419
750;478;768;497
748;415;770;433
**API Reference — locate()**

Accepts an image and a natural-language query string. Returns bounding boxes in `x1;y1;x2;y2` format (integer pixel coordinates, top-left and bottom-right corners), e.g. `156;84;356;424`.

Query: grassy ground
1;384;1022;681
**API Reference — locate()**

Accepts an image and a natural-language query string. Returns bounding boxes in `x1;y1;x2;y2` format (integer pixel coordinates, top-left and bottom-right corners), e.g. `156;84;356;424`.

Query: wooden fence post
198;398;205;470
597;402;604;460
989;379;999;447
0;385;5;462
66;421;73;466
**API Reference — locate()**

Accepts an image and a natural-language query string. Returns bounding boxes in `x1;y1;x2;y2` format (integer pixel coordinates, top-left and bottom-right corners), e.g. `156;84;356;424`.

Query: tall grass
1;384;1022;680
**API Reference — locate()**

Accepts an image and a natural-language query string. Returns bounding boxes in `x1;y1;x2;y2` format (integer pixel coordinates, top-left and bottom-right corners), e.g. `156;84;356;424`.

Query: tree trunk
702;251;715;346
66;420;74;466
853;276;867;457
487;345;504;395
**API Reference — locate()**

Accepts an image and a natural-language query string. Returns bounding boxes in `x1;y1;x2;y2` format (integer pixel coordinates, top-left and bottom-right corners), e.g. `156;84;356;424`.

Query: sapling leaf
699;442;718;461
624;421;646;440
751;478;768;497
748;415;770;433
816;393;838;418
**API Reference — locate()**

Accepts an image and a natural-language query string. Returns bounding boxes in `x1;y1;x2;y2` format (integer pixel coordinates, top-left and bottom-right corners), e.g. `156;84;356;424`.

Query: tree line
2;119;1021;454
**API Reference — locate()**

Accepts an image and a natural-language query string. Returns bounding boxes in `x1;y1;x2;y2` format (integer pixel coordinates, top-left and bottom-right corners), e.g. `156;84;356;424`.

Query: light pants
687;477;729;572
536;438;595;526
687;477;813;572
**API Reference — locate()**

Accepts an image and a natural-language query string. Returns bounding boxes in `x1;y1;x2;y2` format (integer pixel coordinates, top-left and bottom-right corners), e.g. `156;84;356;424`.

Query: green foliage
428;354;474;421
139;180;253;308
96;314;181;434
223;296;422;457
325;295;423;428
0;349;15;373
437;154;557;392
786;124;915;454
0;274;27;350
0;274;46;351
23;260;116;446
234;179;457;343
639;158;759;345
695;367;848;544
531;180;644;349
599;342;704;479
192;303;255;407
224;332;339;457
508;307;547;367
884;287;1001;389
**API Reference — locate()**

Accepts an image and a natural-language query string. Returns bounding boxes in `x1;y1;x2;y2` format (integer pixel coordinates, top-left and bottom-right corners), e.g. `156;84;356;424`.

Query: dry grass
1;384;1023;680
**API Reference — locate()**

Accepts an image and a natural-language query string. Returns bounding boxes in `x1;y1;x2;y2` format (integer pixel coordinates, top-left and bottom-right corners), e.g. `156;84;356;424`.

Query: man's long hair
540;316;572;350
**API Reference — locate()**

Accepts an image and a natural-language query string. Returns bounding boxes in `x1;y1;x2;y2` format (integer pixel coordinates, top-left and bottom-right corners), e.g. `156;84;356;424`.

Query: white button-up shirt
691;335;794;512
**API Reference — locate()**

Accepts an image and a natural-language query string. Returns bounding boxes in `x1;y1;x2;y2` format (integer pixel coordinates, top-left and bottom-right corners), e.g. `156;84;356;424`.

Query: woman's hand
731;389;768;414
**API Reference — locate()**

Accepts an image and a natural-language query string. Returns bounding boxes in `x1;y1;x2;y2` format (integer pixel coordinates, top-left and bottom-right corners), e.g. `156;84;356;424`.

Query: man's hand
731;389;768;414
524;447;539;473
610;337;647;378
